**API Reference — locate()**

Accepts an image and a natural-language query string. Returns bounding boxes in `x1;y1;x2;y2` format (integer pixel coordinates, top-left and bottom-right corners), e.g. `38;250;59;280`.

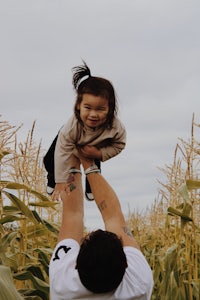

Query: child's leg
43;134;58;194
85;159;101;201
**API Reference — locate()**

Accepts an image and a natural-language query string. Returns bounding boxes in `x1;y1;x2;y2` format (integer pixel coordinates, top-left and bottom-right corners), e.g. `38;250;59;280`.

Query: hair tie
77;74;90;87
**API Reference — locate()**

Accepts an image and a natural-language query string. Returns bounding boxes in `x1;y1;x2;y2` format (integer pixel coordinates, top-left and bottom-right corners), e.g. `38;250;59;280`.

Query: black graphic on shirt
53;245;71;261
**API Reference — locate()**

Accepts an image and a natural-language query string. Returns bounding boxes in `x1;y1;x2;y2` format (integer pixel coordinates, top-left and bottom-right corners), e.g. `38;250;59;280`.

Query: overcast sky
1;0;200;229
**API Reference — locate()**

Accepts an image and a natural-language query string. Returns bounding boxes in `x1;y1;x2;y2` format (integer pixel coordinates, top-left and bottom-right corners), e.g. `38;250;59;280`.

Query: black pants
43;134;58;189
43;135;101;193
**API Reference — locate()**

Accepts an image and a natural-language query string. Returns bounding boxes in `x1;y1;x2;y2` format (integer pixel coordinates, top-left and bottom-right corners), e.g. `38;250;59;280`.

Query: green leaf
186;179;200;190
167;207;193;222
0;253;19;271
191;280;200;299
164;245;178;294
23;264;45;281
2;191;38;224
0;214;25;224
0;265;23;300
2;181;50;202
18;289;44;300
3;205;21;214
13;270;49;294
29;201;57;208
4;182;31;190
0;231;18;252
26;224;48;238
31;210;44;224
34;248;51;276
29;190;51;202
178;184;191;202
43;219;59;235
0;150;11;161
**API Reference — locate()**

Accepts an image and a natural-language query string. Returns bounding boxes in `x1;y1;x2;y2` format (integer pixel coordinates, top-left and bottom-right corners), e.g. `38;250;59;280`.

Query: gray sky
1;0;200;229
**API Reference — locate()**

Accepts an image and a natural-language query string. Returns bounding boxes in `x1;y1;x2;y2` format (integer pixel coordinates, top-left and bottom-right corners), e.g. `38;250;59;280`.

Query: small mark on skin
98;200;107;212
123;226;133;237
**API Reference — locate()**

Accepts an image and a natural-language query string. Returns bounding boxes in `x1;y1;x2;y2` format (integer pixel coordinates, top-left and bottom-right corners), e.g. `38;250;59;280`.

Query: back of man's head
76;229;127;293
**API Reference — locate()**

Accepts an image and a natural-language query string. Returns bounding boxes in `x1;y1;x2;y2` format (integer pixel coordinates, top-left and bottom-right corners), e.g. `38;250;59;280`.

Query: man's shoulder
50;239;80;266
114;247;153;300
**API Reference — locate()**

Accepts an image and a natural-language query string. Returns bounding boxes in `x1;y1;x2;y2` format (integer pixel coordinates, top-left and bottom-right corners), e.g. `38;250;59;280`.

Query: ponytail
72;60;91;90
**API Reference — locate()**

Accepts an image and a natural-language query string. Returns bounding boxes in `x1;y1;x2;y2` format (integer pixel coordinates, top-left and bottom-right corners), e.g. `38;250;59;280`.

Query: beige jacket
55;115;126;182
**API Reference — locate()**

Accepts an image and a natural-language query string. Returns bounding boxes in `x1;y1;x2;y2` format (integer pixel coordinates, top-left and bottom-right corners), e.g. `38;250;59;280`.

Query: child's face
77;93;109;128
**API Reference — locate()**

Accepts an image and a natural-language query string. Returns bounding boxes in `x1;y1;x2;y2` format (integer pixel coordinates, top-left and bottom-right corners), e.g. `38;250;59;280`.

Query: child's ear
76;104;80;110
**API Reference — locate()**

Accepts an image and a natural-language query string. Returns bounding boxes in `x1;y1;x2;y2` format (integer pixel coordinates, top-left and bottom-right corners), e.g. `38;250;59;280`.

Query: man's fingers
52;191;61;202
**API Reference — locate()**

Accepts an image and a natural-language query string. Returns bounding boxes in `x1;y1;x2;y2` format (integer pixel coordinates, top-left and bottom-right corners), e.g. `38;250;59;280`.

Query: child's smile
78;93;109;128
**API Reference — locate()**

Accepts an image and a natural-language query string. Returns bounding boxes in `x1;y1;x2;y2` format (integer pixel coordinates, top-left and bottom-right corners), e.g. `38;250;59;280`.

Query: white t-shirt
49;239;153;300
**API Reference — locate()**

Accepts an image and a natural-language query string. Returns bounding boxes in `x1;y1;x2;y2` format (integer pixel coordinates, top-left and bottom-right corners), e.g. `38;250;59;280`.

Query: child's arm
100;118;126;161
78;145;102;160
79;118;126;162
100;140;126;161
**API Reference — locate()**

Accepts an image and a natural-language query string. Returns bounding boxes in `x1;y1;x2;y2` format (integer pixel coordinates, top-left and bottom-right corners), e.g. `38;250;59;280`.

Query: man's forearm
58;173;84;244
81;158;140;249
83;161;125;229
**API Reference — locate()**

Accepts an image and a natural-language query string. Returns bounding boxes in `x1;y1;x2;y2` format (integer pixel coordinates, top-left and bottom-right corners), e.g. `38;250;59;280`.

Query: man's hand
52;183;67;201
78;145;102;160
52;178;76;201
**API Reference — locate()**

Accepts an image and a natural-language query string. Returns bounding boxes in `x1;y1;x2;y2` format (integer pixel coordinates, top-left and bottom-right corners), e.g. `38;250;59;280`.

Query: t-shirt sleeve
115;247;154;300
49;239;88;299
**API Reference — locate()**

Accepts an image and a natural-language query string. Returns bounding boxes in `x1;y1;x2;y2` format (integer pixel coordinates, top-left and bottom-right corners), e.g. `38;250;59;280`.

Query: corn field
0;115;200;299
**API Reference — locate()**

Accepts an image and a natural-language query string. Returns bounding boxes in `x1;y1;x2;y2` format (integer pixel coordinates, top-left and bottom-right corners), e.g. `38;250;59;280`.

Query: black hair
76;229;127;294
72;61;118;128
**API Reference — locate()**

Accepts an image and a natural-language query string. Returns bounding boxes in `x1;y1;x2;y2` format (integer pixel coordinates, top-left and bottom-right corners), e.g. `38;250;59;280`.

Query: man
49;156;154;299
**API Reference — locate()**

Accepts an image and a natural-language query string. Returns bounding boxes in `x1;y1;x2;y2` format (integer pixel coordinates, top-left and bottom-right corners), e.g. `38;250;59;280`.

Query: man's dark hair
76;229;127;294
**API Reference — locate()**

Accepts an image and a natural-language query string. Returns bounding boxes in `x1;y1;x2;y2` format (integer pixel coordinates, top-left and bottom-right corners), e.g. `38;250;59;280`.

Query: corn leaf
178;184;191;203
43;219;59;235
0;150;11;160
31;210;44;224
164;245;178;294
26;224;48;238
0;253;19;271
186;179;200;190
0;231;18;252
2;181;50;202
13;270;49;293
191;280;200;299
3;205;21;214
34;248;51;275
29;201;57;208
0;265;23;300
0;214;25;224
2;191;38;224
167;207;193;221
23;265;45;281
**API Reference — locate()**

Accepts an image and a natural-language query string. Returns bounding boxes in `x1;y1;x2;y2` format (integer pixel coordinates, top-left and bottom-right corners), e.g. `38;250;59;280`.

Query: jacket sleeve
100;119;126;162
54;117;79;182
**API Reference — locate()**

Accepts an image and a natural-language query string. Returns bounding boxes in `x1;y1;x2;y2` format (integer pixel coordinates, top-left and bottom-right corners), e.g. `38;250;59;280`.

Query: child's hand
79;145;102;160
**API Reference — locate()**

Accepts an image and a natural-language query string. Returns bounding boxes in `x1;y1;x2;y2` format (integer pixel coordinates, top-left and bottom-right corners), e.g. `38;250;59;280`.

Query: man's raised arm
57;170;84;244
80;157;140;249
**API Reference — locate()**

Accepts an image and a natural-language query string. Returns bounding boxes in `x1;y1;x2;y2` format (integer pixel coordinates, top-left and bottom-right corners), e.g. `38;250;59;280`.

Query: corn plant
128;114;200;299
0;117;61;300
1;114;200;299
